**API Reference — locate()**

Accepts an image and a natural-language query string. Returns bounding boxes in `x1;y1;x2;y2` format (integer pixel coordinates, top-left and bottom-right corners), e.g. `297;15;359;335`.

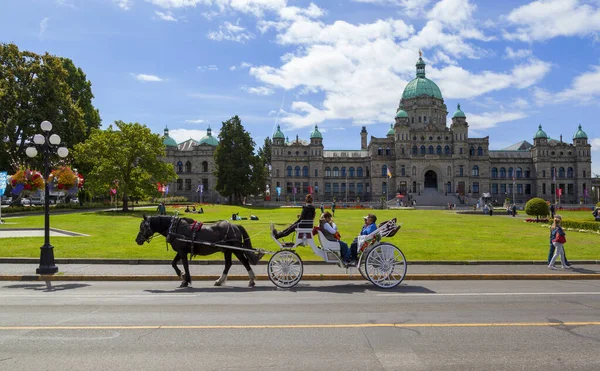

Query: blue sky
3;0;600;174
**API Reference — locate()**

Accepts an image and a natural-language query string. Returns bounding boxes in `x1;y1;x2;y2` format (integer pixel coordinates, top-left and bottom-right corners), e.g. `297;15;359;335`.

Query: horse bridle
140;218;157;243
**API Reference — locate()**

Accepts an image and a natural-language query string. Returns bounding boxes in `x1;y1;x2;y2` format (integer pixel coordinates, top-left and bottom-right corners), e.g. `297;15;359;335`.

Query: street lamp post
26;120;69;275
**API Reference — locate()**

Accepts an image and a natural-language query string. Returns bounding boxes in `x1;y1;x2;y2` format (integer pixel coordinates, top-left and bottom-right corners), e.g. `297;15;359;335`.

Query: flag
165;185;169;195
276;186;281;196
585;188;589;197
0;171;7;197
293;187;297;194
308;186;313;194
386;166;392;178
556;188;562;197
157;182;162;191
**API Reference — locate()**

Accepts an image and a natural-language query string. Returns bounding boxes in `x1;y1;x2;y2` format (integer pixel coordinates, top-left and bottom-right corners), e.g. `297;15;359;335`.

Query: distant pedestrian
511;204;517;217
320;202;324;214
548;215;570;269
488;203;493;216
331;200;336;216
157;202;166;215
550;203;555;219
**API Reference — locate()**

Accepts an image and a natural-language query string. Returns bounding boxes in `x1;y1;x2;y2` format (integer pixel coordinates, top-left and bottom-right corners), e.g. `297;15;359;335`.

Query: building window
542;183;546;194
568;184;574;195
177;179;183;190
377;147;383;155
525;168;531;178
185;161;192;173
349;167;355;177
357;167;363;177
428;145;434;154
401;147;405;155
287;182;293;193
491;167;498;178
500;184;506;194
276;169;280;177
333;167;339;177
542;170;546;178
418;116;421;123
516;167;522;178
315;182;319;193
303;166;309;177
295;166;301;177
444;145;450;155
469;147;475;156
500;168;506;178
366;167;370;177
525;184;531;194
287;166;293;177
472;165;479;177
325;183;331;193
314;169;318;177
420;145;426;155
559;167;565;178
202;161;208;172
349;183;355;194
508;167;514;179
567;167;573;178
333;183;339;193
436;145;442;155
341;182;346;194
472;182;479;193
477;146;483;156
459;148;463;155
583;170;587;177
177;161;183;173
382;182;387;194
412;146;418;155
401;166;406;176
341;167;347;177
516;184;523;194
357;183;363;194
382;165;388;177
185;179;192;190
491;183;498;194
325;167;331;177
385;147;391;155
459;166;464;177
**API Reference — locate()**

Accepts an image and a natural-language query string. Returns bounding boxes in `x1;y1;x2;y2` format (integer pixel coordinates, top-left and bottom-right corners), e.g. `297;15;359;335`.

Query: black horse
135;215;262;288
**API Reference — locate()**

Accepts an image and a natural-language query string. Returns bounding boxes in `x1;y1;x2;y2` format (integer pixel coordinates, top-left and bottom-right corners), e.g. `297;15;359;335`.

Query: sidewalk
1;260;599;281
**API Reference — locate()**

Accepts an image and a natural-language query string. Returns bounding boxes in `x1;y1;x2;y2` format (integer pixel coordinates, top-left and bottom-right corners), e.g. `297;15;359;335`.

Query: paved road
1;280;599;370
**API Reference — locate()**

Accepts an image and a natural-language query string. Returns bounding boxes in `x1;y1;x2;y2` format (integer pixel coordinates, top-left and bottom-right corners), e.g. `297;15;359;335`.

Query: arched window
303;166;309;177
185;161;192;173
491;167;498;178
500;167;506;178
412;166;417;176
385;146;391;155
333;167;339;177
477;146;483;156
428;145;434;154
382;165;388;177
559;167;565;178
516;167;522;178
341;167;346;177
469;147;475;156
508;167;514;179
436;145;442;155
444;145;450;155
412;146;418;155
177;161;183;173
325;167;331;177
377;147;383;155
524;168;531;178
357;167;363;177
447;166;452;176
295;166;301;177
349;167;355;177
287;166;293;177
366;167;370;177
420;145;426;155
472;165;479;177
202;161;208;172
567;167;574;178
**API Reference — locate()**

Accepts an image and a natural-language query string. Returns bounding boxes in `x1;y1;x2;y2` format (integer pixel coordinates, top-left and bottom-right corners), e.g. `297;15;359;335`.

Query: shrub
562;219;600;233
525;198;549;220
596;202;600;208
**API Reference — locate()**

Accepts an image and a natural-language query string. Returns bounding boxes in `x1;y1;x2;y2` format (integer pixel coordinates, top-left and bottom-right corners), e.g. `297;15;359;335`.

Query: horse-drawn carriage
136;215;407;289
267;218;407;289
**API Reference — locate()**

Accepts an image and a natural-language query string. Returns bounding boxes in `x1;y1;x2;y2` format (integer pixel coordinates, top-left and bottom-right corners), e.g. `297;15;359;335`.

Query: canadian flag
556;188;562;197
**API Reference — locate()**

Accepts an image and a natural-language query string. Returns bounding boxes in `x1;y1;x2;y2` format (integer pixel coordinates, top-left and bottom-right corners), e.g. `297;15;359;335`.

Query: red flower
24;184;32;190
57;184;64;189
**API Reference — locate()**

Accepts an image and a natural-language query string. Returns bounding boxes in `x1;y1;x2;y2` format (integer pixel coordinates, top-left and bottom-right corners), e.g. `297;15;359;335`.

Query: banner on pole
556;188;562;197
0;171;7;197
276;186;281;196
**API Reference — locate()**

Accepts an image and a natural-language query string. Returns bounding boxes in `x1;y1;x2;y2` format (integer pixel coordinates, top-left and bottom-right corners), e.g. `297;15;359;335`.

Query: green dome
310;125;323;139
401;55;443;100
534;124;548;139
162;127;178;148
573;124;588;139
395;106;408;118
273;124;285;139
452;103;466;119
199;126;218;146
387;124;395;136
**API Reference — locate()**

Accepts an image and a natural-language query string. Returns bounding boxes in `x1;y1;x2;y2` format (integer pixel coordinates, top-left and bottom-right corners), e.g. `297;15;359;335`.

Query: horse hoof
179;282;189;288
248;281;256;288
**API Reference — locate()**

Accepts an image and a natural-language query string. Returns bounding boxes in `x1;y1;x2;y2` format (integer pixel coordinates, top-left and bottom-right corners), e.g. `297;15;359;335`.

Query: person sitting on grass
273;194;316;239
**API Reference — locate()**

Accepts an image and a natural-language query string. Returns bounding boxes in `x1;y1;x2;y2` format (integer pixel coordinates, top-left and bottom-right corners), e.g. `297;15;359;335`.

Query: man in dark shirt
273;194;316;239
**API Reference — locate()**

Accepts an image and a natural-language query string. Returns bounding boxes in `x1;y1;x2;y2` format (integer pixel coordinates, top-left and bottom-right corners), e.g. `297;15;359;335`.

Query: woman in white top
319;212;350;264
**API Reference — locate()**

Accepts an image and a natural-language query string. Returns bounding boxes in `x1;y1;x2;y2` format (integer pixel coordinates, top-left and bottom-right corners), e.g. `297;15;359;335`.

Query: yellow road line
1;322;599;330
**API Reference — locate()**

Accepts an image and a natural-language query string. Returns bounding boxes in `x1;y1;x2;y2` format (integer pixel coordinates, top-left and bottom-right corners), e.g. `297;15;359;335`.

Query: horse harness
165;216;239;255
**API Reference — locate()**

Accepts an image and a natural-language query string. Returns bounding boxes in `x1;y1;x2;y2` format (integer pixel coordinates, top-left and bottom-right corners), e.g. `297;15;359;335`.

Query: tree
257;136;272;166
72;121;177;211
214;116;266;204
0;43;101;171
525;197;549;220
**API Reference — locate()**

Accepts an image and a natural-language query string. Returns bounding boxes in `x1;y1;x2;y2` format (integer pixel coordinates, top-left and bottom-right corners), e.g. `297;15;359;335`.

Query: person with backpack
548;215;571;270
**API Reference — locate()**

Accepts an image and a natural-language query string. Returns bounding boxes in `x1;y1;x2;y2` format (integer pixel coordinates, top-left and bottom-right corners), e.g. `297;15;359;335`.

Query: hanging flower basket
9;169;45;196
48;167;84;195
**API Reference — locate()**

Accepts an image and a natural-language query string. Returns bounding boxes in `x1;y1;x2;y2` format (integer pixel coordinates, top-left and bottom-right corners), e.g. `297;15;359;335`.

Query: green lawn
1;205;598;261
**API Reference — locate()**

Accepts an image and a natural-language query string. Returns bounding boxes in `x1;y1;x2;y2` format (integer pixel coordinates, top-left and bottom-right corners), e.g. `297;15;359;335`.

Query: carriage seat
314;227;341;252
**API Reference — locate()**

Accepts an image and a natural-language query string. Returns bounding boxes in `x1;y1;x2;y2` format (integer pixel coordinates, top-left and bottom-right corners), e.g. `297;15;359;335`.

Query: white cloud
114;0;133;10
466;110;529;131
147;0;286;16
534;65;600;105
504;0;600;42
169;128;217;143
39;17;49;39
184;119;206;124
352;0;432;17
504;47;532;60
155;10;177;21
146;0;202;8
208;20;254;43
197;64;219;71
591;138;600;151
55;0;76;7
243;86;274;95
132;73;165;82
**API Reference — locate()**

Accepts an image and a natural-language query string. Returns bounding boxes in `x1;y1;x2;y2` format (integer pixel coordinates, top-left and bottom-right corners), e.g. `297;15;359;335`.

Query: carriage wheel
268;250;303;289
357;252;369;281
365;243;407;289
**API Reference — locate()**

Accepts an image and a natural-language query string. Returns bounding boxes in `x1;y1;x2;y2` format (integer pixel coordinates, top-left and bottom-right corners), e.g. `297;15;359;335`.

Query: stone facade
269;56;593;205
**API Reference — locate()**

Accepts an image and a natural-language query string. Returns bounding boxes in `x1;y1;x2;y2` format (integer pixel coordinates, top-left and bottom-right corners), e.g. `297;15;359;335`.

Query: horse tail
237;225;263;265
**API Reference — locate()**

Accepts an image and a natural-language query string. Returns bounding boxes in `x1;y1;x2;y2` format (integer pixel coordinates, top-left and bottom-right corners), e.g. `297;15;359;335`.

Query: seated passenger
273;194;316;239
319;211;350;264
348;214;378;266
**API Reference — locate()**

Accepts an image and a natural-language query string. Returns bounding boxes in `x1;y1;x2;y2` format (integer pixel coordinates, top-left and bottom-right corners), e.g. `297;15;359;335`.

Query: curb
1;274;599;282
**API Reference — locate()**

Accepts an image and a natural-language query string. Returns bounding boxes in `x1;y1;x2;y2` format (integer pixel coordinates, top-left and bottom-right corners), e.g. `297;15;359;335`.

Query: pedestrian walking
320;202;324;214
488;203;493;216
547;214;570;267
331;200;336;216
157;202;166;215
548;215;570;270
511;204;517;217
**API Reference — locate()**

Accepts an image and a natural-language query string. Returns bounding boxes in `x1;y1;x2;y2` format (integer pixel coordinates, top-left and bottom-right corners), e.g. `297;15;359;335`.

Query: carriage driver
273;194;316;239
348;213;377;266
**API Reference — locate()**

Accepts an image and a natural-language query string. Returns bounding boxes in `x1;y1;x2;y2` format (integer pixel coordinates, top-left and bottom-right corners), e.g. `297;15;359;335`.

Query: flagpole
512;164;516;205
553;166;556;206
